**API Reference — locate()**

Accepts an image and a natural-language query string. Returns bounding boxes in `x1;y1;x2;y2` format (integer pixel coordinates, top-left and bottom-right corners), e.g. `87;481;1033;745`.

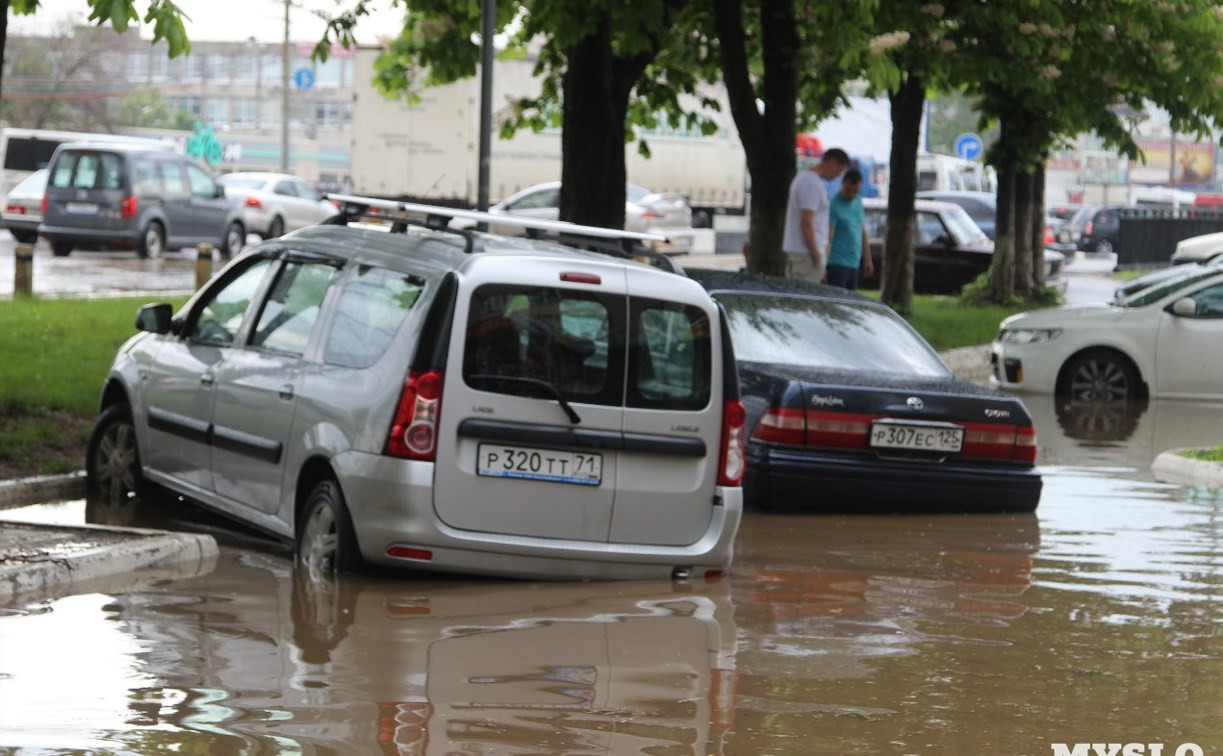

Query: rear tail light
385;370;444;460
717;399;747;486
120;195;138;219
245;196;262;209
1084;221;1094;236
6;204;23;215
1014;426;1038;462
751;407;806;445
806;410;871;449
40;194;48;214
961;422;1037;462
1043;224;1054;244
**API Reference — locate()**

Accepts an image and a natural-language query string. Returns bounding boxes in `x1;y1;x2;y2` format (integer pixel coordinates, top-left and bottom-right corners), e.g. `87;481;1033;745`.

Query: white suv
86;198;745;580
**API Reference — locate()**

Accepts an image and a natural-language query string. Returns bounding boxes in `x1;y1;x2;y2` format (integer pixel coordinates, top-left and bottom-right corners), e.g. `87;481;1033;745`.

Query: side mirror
1171;297;1197;317
135;303;174;334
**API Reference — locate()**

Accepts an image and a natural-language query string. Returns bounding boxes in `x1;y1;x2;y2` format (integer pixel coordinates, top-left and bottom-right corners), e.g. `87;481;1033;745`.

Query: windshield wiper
468;374;582;424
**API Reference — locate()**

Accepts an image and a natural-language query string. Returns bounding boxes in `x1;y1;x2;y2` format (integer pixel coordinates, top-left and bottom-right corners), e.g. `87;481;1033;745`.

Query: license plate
870;421;963;453
65;202;98;215
477;444;602;486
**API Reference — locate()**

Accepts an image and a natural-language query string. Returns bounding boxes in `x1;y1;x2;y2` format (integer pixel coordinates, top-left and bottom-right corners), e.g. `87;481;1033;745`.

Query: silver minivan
87;199;745;580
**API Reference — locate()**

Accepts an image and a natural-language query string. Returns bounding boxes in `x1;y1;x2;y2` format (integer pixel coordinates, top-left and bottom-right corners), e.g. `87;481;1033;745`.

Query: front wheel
1059;350;1141;401
220;222;245;259
86;403;145;501
297;479;364;577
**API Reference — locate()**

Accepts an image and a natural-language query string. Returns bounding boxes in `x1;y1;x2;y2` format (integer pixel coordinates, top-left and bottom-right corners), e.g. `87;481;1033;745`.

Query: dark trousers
826;264;859;290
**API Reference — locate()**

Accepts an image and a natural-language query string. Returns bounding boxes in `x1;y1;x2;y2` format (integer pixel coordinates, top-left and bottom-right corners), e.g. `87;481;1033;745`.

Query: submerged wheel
297;479;364;576
1059;350;1141;401
138;222;165;259
86;403;144;501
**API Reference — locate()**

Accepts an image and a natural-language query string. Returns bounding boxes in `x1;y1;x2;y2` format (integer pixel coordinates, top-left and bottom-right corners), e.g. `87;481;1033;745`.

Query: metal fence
1118;207;1223;267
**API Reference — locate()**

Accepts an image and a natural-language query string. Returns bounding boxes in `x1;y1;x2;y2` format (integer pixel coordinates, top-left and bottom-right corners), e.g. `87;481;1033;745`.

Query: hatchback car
690;269;1042;513
39;143;245;258
86;198;745;580
1059;204;1124;254
2;167;47;244
993;267;1223;401
217;171;338;240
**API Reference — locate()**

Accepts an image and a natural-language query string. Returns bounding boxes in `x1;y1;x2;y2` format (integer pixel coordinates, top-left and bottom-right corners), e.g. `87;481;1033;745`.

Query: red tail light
1014;426;1038;462
1043;224;1054;244
718;399;746;486
385;370;444;460
120;195;138;219
1084;221;1094;236
961;422;1037;462
40;194;48;214
245;196;262;209
751;407;806;445
6;204;24;215
806;410;871;449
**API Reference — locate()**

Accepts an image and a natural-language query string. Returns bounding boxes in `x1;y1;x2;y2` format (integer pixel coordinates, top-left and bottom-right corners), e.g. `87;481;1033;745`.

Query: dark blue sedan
689;269;1042;513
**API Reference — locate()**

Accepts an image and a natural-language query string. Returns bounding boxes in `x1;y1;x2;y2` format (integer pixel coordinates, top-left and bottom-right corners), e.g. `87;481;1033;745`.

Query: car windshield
714;292;951;377
626;184;651;203
1067;205;1097;231
1122;268;1222;307
941;204;988;244
218;175;267;190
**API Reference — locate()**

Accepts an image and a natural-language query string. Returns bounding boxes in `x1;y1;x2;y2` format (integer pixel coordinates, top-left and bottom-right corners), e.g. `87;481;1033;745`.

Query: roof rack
322;194;683;274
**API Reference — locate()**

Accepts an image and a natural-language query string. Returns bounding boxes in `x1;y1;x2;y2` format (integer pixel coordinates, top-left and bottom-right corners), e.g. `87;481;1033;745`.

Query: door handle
200;373;215;387
278;384;295;400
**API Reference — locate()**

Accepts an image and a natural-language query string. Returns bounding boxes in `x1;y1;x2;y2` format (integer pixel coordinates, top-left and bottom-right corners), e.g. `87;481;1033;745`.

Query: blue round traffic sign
293;67;315;91
954;133;983;161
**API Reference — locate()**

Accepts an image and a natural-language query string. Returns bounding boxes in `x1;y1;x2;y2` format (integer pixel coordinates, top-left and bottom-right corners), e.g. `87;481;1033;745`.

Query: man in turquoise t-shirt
826;169;874;290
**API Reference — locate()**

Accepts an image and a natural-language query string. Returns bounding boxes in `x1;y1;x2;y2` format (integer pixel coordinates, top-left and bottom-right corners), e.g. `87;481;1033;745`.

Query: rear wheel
86;403;144;501
137;222;165;259
220;222;245;259
266;216;285;239
50;241;73;257
1059;350;1141;401
298;479;364;577
1094;238;1114;255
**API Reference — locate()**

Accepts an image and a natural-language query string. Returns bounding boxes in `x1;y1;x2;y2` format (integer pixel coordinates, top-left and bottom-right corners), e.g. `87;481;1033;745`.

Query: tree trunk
1031;163;1047;288
713;0;797;276
881;74;924;312
989;167;1016;301
1013;170;1034;297
0;0;9;105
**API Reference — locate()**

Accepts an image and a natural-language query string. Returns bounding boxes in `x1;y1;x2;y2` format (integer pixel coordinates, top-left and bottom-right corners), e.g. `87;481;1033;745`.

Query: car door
185;162;231;244
156;159;193;243
142;256;276;494
1155;280;1223;398
432;260;627;542
209;256;340;514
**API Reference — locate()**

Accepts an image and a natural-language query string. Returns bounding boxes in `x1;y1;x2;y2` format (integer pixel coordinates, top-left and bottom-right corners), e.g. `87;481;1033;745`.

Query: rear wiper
468;374;582;424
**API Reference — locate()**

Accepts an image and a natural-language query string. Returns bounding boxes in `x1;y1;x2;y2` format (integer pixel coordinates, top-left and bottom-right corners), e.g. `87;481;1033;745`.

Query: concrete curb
940;344;993;385
0;522;219;602
0;471;87;509
1152;449;1223;488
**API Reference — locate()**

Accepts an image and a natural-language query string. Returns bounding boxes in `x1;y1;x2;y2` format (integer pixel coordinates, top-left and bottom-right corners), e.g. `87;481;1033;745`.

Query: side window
628;299;711;411
185;164;216;198
134;159;161;194
1186;283;1223;318
915;212;947;244
189;258;274;346
464;285;621;406
508;188;559;211
863;209;887;239
324;265;424;368
293;181;319;201
251;262;338;356
274;181;296;196
159;162;187;196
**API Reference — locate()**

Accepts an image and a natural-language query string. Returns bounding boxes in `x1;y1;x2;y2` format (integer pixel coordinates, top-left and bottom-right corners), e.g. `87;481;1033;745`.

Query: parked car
1170;229;1223;265
85;199;744;580
39;143;246;259
690;268;1042;513
1114;254;1223;301
1;167;46;244
1059;203;1124;254
993;267;1223;401
217;171;338;239
916;189;1068;249
456;181;697;254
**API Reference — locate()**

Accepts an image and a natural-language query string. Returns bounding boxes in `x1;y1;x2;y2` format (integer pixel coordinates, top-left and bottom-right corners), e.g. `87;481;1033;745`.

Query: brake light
751;407;806;445
806;410;871;449
961;422;1037;462
560;271;601;285
385;370;444;460
120;195;138;219
1084;221;1093;236
40;194;48;214
1043;224;1054;244
6;204;23;215
1014;426;1038;462
245;196;262;209
717;399;746;486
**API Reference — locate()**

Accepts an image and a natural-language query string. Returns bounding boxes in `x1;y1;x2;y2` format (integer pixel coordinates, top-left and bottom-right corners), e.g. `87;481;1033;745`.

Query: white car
1170;230;1223;265
457;181;697;253
992;267;1223;401
217;172;338;239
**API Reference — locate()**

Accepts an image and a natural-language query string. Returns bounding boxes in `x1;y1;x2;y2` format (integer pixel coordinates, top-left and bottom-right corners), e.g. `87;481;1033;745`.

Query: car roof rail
322;193;683;274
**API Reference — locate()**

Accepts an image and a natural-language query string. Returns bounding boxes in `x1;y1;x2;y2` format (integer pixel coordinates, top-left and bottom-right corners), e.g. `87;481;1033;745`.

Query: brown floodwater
1;396;1221;754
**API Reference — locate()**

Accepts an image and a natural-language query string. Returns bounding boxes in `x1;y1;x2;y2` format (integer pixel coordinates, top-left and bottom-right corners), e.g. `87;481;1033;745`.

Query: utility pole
477;0;495;211
281;0;291;173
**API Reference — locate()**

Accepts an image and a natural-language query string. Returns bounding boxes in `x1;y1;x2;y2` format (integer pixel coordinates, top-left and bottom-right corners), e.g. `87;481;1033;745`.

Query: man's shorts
785;252;826;284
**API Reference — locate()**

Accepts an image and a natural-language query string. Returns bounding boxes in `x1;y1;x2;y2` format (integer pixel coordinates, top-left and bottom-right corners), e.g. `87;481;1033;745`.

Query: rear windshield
715;292;950;378
218;175;266;190
50;151;123;190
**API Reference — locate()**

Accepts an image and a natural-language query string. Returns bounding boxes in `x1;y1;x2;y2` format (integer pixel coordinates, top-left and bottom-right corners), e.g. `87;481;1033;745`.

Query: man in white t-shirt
782;148;851;283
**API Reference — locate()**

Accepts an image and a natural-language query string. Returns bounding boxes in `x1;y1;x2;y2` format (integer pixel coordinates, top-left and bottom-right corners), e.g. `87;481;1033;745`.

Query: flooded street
2;395;1222;754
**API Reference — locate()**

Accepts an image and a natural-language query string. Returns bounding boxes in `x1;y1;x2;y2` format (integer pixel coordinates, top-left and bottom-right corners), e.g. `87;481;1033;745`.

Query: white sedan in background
992;268;1223;401
456;181;697;253
217;172;338;239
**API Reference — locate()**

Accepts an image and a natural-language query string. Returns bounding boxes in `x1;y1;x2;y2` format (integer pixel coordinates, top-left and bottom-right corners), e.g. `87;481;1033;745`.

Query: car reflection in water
88;490;738;754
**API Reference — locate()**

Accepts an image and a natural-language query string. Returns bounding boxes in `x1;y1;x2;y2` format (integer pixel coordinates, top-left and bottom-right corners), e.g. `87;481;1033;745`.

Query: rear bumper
745;444;1042;513
38;224;136;248
2;214;40;233
336;451;743;580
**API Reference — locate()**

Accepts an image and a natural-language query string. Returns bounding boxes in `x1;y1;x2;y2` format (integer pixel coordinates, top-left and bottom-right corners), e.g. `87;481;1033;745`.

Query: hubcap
228;227;244;254
94;420;138;501
146;228;162;258
1069;359;1128;401
300;499;339;580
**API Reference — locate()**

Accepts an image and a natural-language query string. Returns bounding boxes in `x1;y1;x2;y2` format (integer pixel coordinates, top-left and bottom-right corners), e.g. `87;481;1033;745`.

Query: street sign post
954;133;984;161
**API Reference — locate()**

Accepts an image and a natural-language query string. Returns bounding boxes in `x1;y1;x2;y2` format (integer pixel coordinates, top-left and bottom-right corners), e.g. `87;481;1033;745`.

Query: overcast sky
9;0;407;45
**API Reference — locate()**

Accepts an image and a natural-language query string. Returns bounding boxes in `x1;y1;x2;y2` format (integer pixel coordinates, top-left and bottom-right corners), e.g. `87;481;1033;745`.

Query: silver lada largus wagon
86;198;746;580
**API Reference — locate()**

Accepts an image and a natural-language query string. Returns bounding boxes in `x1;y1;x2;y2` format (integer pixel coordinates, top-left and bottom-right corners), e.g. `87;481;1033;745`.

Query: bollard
14;243;34;297
195;243;213;290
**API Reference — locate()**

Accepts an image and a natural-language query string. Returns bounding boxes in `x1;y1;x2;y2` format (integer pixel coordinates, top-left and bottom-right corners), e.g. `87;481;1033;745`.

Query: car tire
137;222;165;259
220;222;245;259
297;479;364;576
1095;238;1114;255
1058;350;1142;402
50;241;73;257
86;403;146;501
10;229;38;244
266;216;285;239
